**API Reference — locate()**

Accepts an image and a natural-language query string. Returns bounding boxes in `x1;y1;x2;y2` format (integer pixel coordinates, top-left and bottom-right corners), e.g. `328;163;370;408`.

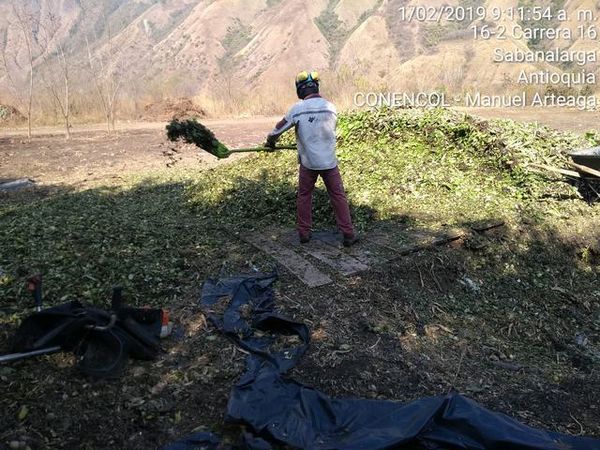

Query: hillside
0;0;598;118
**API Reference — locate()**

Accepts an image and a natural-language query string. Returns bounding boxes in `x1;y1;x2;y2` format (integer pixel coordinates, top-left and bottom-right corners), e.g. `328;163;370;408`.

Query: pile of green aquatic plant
186;107;597;231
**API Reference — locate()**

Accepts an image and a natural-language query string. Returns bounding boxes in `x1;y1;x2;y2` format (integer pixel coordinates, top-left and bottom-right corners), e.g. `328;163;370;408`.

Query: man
265;71;357;246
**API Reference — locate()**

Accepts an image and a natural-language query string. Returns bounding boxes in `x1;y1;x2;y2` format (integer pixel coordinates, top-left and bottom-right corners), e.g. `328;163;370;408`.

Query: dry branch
528;163;581;178
568;162;600;179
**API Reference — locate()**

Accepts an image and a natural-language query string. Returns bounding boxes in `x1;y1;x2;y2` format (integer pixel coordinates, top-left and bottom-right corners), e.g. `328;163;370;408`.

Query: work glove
264;137;277;151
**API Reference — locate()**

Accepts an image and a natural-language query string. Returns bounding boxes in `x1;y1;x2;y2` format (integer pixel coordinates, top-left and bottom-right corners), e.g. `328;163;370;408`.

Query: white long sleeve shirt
267;96;338;170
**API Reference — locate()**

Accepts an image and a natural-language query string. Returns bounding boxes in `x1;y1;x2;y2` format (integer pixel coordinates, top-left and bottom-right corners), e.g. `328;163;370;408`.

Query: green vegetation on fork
166;118;231;158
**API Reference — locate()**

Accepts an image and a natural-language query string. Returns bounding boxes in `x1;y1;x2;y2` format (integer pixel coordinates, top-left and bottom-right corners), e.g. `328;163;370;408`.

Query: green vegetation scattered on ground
0;178;225;308
1;108;598;310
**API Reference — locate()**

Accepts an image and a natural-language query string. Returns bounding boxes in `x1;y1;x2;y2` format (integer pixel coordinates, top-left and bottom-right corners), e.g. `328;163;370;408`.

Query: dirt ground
2;237;598;449
1;110;599;449
0;117;279;186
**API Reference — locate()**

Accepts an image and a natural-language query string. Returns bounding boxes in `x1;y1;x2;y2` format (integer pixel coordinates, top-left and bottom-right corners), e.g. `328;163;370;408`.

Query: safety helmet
295;70;320;99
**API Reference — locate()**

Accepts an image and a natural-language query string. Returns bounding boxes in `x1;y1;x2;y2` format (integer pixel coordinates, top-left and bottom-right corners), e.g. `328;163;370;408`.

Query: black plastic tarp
165;273;600;450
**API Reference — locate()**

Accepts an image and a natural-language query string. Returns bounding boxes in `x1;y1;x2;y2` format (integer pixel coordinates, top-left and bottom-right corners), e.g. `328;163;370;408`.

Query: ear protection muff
295;71;320;99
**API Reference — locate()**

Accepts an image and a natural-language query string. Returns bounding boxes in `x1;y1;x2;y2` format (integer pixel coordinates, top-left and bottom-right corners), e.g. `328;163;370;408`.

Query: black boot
343;234;358;247
299;232;311;244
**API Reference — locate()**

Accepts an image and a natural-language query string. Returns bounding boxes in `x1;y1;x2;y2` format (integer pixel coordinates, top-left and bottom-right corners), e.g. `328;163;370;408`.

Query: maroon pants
297;165;354;237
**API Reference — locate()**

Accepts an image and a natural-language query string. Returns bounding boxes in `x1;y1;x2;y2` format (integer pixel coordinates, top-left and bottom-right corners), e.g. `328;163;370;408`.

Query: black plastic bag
166;274;600;449
9;301;163;378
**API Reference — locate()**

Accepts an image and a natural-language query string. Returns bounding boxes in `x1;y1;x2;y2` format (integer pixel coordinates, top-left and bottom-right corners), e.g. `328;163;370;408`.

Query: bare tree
85;19;123;134
0;32;28;124
2;2;38;140
210;57;246;115
38;13;72;139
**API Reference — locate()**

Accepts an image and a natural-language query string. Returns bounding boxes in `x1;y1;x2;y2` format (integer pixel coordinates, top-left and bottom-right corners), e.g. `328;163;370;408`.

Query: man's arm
265;116;295;148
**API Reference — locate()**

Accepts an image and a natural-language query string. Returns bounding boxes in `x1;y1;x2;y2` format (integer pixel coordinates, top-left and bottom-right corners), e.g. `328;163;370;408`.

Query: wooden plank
240;233;333;288
346;233;403;266
310;230;342;247
294;230;396;267
281;231;369;276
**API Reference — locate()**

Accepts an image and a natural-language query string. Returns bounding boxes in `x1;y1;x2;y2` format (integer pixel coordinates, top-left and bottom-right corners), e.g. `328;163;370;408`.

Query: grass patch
517;0;567;51
218;18;253;73
315;0;383;66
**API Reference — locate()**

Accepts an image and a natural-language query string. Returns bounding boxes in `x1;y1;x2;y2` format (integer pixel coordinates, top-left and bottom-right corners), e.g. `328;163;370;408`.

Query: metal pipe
0;346;61;363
